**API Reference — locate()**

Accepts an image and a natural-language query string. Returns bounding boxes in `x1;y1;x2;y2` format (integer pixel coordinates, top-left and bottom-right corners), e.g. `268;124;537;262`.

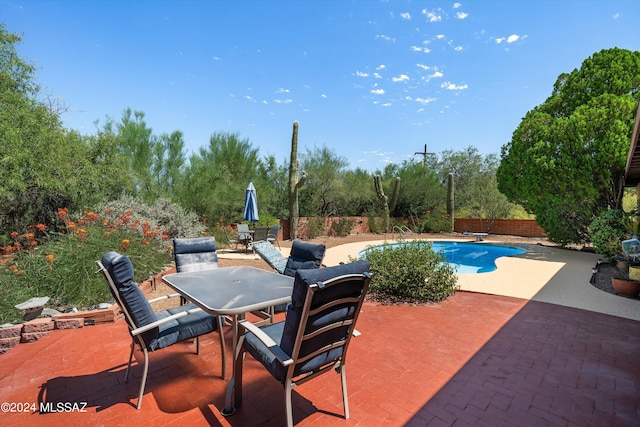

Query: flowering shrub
0;207;173;324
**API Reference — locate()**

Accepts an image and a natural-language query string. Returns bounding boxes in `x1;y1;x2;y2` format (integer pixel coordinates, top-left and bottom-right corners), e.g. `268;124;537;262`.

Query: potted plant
589;209;640;297
611;237;640;297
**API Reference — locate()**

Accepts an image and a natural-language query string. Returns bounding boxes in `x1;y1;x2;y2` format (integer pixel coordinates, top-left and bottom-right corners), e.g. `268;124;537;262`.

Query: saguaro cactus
288;121;307;240
374;174;400;232
446;173;455;232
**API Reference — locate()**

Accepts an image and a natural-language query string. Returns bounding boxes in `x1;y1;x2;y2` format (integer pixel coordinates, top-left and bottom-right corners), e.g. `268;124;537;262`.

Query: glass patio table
161;266;294;414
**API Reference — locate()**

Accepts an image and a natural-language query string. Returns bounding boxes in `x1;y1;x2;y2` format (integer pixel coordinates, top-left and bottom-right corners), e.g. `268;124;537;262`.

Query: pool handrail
392;225;414;240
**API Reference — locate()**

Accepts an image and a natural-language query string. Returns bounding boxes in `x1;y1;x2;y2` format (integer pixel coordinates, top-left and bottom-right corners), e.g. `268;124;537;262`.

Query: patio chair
221;226;239;249
253;240;326;313
96;251;224;409
267;224;281;249
251;226;269;243
253;240;326;276
236;223;253;253
173;236;226;373
230;259;371;426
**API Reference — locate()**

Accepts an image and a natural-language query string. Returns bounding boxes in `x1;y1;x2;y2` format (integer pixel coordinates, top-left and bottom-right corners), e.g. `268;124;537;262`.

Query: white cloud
422;8;442;22
613;12;620;19
392;74;410;82
355;71;369;77
410;45;431;54
415;97;436;105
371;88;385;95
453;2;462;8
321;94;327;98
436;34;445;40
376;64;386;70
373;72;383;79
456;12;468;19
416;63;431;70
453;45;463;51
245;95;256;103
276;88;290;93
376;34;395;42
400;12;411;20
495;34;524;44
441;82;468;90
431;71;443;78
274;99;293;104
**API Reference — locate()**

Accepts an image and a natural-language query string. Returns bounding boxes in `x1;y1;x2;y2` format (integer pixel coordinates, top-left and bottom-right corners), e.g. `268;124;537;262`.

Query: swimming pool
359;241;526;273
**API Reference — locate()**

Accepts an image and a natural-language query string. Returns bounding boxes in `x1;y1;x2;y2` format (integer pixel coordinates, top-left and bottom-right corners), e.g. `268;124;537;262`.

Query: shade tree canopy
497;48;640;245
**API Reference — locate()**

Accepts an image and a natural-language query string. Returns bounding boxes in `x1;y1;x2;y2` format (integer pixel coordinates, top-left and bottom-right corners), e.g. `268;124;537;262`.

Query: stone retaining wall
0;272;162;355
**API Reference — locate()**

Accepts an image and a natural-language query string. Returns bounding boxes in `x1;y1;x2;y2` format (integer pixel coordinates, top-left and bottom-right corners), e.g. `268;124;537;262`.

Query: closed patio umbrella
243;181;259;223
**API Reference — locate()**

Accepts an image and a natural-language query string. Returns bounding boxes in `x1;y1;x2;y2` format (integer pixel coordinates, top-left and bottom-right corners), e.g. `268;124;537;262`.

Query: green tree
0;25;123;235
299;145;349;217
180;132;260;224
255;154;289;219
497;48;640;245
152;130;187;197
339;168;376;216
388;160;445;223
436;148;518;219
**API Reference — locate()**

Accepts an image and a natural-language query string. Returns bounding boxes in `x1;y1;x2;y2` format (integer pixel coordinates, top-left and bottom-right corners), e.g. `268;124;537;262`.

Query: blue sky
3;0;640;171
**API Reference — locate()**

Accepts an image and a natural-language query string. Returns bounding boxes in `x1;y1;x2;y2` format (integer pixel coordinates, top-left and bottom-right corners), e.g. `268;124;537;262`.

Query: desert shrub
0;209;172;324
416;208;451;233
367;214;383;234
307;217;325;239
97;195;205;238
361;240;458;303
330;217;355;237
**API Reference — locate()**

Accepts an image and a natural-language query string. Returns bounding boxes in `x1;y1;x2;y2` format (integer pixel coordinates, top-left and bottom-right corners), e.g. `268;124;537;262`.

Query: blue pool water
359;241;526;274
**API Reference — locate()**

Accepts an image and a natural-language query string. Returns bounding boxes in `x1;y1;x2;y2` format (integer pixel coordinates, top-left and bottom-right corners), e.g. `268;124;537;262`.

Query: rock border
0;271;166;355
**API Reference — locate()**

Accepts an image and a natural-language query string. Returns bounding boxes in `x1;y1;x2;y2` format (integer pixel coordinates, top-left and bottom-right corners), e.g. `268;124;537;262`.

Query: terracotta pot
611;278;640;298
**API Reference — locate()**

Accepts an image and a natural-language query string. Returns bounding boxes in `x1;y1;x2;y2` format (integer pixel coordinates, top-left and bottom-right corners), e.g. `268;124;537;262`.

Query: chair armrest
130;306;204;336
239;320;294;366
148;293;181;304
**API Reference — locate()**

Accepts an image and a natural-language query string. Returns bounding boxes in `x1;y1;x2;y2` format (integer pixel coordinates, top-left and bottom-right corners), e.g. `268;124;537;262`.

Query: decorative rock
20;331;51;343
22;318;54;333
54;318;84;330
15;296;50;321
0;324;22;339
0;336;21;354
98;303;112;309
15;296;50;310
41;308;62;317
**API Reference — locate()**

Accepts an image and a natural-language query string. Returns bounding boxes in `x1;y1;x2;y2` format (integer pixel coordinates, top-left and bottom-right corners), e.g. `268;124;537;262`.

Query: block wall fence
278;217;546;240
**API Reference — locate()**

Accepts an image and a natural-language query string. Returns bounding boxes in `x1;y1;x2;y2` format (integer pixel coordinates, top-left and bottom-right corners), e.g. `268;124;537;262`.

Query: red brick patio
1;290;639;426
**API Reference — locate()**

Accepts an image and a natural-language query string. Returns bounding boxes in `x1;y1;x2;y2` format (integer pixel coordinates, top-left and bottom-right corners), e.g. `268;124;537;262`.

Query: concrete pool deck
320;237;640;321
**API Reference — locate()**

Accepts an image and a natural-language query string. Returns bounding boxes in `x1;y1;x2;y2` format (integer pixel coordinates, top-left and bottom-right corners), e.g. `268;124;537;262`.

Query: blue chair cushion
244;259;370;383
243;321;287;381
102;251;134;284
252;241;287;274
102;252;159;346
282;241;326;277
103;251;218;351
174;237;219;272
153;303;218;351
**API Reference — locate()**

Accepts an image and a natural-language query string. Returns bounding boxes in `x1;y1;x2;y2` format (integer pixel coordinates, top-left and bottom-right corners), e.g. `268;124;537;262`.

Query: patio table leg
222;314;245;416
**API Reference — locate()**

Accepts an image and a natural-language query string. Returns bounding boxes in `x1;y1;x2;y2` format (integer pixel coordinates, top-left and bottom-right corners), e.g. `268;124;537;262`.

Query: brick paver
0;292;638;426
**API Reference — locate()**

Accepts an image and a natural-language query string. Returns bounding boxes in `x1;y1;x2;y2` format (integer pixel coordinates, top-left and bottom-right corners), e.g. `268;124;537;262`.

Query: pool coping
323;237;640;321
